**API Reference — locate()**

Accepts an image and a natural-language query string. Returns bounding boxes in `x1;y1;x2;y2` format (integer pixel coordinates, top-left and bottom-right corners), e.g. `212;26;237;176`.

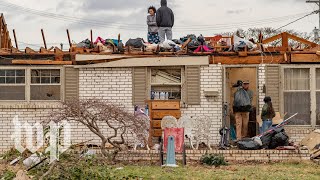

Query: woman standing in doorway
261;96;276;133
147;6;160;44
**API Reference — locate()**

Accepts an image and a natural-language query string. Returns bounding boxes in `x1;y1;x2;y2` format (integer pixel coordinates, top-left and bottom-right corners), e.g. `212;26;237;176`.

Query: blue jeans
261;119;273;133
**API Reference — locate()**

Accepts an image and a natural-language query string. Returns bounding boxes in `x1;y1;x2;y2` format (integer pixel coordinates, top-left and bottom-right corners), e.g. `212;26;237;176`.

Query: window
0;68;62;102
150;68;182;100
30;69;61;100
283;68;311;125
316;69;320;125
0;69;25;100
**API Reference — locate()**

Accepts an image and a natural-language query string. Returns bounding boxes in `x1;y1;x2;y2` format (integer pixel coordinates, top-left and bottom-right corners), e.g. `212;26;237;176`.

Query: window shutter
266;65;280;112
64;67;79;102
132;67;147;105
185;66;201;105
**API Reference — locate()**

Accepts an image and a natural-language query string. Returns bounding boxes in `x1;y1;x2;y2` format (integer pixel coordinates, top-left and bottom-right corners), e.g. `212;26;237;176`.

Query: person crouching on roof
156;0;174;43
147;6;160;44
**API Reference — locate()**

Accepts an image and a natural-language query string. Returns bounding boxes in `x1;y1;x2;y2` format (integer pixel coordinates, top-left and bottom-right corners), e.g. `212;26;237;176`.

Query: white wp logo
11;115;71;163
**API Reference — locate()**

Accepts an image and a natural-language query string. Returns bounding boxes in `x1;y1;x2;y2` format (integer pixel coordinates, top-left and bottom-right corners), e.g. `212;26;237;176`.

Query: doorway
225;67;259;137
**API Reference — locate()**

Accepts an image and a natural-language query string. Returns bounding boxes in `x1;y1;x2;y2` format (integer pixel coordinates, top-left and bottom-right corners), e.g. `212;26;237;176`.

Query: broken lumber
12;60;72;65
25;47;37;54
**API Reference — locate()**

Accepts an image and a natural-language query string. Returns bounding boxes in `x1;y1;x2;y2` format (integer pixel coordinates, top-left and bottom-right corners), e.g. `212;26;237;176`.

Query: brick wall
0;106;58;153
115;149;310;162
181;64;223;145
258;64;266;114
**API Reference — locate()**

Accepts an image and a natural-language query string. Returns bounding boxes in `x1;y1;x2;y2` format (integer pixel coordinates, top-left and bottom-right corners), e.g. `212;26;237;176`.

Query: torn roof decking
0;12;318;66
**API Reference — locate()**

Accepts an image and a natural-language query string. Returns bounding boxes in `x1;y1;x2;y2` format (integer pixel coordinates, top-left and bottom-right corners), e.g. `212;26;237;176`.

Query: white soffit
75;56;209;68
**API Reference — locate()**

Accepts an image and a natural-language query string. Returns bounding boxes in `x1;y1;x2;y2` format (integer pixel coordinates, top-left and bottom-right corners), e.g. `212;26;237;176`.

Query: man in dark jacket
156;0;174;43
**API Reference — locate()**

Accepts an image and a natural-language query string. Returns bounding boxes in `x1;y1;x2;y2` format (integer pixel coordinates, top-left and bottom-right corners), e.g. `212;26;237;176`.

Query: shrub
200;153;227;167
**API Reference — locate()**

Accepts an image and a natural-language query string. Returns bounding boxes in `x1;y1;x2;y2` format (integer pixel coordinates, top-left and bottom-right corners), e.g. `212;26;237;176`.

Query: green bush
200;153;227;167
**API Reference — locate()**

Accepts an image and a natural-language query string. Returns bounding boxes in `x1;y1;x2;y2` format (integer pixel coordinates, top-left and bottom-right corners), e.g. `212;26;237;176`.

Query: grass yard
107;162;320;180
1;161;319;180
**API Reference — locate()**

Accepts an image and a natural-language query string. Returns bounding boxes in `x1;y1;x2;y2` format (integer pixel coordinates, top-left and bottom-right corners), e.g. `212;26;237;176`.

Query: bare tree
50;99;148;160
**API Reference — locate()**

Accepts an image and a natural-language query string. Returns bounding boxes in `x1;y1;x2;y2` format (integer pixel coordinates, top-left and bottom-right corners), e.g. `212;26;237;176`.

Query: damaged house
0;14;319;154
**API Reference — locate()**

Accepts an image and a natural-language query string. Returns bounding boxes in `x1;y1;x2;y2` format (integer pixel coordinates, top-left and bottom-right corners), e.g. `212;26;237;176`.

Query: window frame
0;66;64;103
0;68;27;101
281;65;318;127
147;66;184;101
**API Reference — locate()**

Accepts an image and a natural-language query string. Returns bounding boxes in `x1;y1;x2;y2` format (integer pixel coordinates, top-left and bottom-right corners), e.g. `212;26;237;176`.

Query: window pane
30;85;61;100
41;77;51;84
16;70;25;76
31;77;40;84
316;92;320;125
0;86;25;100
51;77;60;84
316;69;320;90
0;77;4;84
6;77;15;84
40;70;51;76
151;69;181;84
151;85;181;100
284;92;311;125
51;70;60;76
16;77;25;84
0;70;5;76
31;70;40;77
6;70;15;76
284;68;310;90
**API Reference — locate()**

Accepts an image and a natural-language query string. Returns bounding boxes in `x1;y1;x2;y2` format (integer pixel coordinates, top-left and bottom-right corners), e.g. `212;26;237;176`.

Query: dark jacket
261;103;275;120
156;0;174;27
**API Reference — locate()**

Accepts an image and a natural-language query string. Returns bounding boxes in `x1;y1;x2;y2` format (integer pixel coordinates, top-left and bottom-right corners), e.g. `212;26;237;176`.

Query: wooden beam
291;53;320;63
12;29;18;49
287;33;318;48
282;32;289;50
40;47;51;53
41;29;47;49
0;14;2;48
66;29;72;48
262;33;282;44
12;60;72;65
54;47;63;54
11;47;22;53
212;54;285;64
25;47;37;54
90;29;93;48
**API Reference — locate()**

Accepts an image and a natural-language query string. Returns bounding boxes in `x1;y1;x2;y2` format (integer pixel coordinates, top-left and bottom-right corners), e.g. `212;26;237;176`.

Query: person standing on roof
156;0;174;43
147;6;160;44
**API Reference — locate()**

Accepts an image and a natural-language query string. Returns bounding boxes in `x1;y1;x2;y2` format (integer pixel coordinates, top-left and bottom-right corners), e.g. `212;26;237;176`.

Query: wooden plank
152;110;181;119
212;54;285;64
41;29;47;49
25;47;37;54
262;34;282;44
12;60;72;65
152;129;162;137
12;29;18;49
291;54;320;63
40;47;51;53
282;32;289;49
151;101;180;110
287;33;317;48
152;120;162;128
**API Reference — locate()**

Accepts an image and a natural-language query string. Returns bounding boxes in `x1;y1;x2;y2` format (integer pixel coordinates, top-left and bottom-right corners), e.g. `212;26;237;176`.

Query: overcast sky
0;0;318;49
